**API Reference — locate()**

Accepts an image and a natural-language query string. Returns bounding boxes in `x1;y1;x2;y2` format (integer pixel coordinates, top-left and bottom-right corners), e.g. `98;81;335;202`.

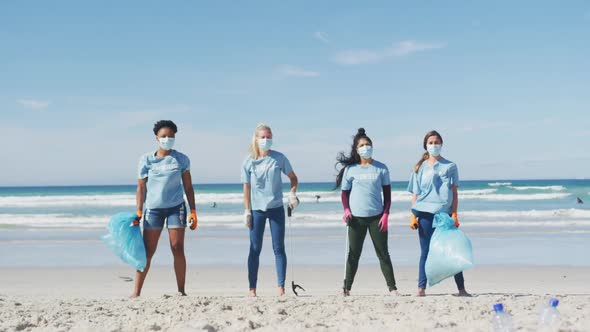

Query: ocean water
1;180;589;268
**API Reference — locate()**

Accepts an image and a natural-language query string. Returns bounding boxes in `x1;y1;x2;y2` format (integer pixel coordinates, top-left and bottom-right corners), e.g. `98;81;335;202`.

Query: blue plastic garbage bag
101;212;147;272
425;213;474;286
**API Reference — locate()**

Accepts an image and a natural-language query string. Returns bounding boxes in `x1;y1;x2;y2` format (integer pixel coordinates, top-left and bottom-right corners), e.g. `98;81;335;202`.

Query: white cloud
17;99;50;110
334;40;445;65
277;65;320;78
314;31;331;44
389;40;445;56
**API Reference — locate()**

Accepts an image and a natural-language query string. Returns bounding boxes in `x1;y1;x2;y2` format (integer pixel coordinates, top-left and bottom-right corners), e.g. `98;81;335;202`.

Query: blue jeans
412;209;465;290
248;206;287;289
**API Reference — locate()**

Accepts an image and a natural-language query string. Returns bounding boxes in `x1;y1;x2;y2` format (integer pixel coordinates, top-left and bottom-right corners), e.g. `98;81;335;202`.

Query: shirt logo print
357;173;378;181
152;163;178;171
253;163;273;174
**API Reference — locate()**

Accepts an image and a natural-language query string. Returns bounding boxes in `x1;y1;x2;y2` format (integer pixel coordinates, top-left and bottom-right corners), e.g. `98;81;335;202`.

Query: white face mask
258;138;273;151
357;145;373;159
159;137;175;151
427;144;442;157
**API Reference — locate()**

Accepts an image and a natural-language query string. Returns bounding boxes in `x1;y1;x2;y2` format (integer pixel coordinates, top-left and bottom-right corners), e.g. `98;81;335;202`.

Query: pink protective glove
379;213;389;232
343;208;353;224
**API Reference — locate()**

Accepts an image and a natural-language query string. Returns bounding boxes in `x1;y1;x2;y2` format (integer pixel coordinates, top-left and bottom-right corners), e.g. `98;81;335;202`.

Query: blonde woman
241;124;299;297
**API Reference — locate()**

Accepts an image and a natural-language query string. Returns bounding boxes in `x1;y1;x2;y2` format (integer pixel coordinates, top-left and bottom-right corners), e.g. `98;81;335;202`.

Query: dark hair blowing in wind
334;128;373;189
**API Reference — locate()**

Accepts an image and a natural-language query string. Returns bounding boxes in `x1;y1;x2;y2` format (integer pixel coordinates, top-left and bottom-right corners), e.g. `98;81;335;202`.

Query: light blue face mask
427;144;442;157
357;145;373;159
258;138;273;151
159;137;175;151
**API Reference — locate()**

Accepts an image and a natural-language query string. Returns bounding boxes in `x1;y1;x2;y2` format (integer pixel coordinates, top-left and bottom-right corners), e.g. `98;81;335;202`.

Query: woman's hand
244;210;253;229
133;210;142;226
451;212;460;228
378;213;389;232
181;172;197;230
410;214;419;230
287;172;298;210
343;208;353;224
288;192;299;210
188;209;198;230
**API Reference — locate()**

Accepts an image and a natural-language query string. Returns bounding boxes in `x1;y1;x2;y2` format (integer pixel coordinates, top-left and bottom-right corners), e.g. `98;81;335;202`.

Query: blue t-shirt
241;151;293;211
341;160;390;218
138;150;190;209
407;157;458;214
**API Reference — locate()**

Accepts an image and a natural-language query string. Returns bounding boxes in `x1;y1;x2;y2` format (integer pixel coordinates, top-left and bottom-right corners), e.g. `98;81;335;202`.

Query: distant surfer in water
212;202;217;208
315;195;321;203
577;197;584;204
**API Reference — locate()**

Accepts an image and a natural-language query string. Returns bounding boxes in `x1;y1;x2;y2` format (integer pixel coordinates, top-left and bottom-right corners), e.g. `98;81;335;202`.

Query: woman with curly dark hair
131;120;197;298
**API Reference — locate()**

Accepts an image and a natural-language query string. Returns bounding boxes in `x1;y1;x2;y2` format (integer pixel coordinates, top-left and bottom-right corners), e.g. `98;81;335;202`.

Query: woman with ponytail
407;130;470;296
336;128;398;296
241;123;299;297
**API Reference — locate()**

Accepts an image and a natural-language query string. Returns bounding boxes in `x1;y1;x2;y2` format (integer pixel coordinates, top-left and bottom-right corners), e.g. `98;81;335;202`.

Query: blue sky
1;1;589;185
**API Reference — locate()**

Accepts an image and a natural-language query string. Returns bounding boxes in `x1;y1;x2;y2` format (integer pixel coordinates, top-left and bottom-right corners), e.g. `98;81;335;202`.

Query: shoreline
1;265;588;298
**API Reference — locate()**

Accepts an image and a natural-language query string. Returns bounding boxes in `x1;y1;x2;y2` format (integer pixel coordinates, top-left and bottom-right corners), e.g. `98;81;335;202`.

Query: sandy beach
1;265;588;331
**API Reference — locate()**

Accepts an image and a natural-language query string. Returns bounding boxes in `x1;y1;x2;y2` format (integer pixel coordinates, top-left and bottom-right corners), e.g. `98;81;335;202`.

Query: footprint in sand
119;276;133;282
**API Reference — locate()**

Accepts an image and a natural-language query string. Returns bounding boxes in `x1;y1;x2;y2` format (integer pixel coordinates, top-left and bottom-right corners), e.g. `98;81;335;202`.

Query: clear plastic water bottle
538;297;560;331
492;303;514;332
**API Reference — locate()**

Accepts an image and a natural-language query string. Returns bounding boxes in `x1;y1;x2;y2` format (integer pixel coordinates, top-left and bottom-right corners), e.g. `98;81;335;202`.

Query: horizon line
0;178;586;189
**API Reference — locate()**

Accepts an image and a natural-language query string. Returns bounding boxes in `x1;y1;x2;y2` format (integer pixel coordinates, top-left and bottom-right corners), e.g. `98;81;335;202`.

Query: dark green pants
344;214;397;291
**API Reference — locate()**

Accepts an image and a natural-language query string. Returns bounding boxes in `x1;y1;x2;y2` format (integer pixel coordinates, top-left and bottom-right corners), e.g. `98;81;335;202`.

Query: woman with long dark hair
336;128;398;296
408;130;470;297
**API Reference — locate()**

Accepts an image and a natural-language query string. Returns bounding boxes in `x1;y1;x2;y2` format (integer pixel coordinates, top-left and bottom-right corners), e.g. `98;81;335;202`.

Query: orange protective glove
410;214;419;230
188;209;198;230
452;212;460;228
133;210;142;226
